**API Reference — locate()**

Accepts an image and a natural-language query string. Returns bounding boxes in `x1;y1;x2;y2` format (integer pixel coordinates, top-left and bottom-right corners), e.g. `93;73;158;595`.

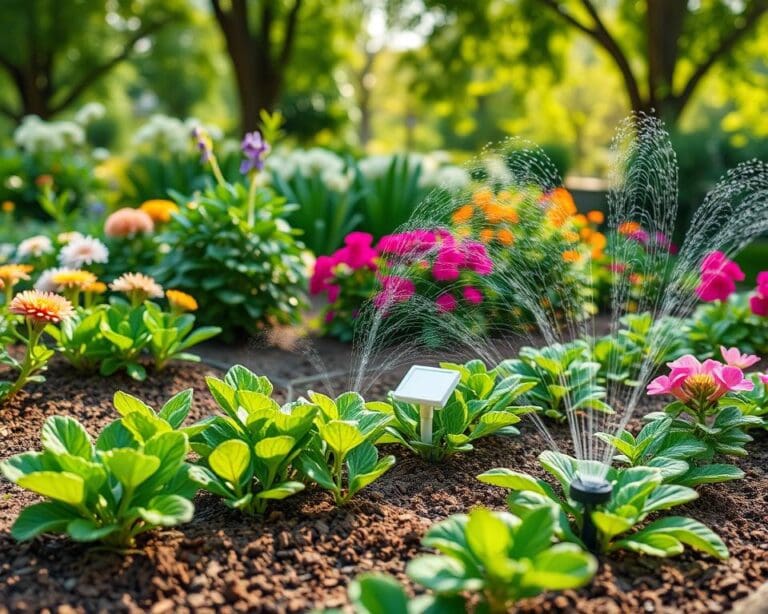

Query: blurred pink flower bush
695;251;744;302
749;271;768;316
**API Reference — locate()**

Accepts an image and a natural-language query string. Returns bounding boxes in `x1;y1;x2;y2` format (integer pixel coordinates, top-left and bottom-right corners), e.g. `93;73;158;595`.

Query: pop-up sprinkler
392;366;460;444
569;474;613;553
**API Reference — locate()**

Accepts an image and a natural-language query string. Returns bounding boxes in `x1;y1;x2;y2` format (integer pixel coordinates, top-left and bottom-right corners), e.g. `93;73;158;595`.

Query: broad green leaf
319;420;365;460
525;543;597;589
466;508;511;564
637;516;728;559
674;464;744;487
347;441;378;480
539;450;576;491
113;391;155;419
253;436;295;466
18;471;85;505
67;518;120;542
406;555;481;594
206;376;238;417
121;412;171;444
349;455;396;496
348;574;409;614
615;532;683;557
591;511;634;540
307;390;339;420
41;416;92;459
643;484;698;514
142;431;189;486
255;481;305;500
295;451;337;491
477;469;549;496
187;465;231;497
209;439;251;484
509;507;554;558
158;389;194;428
96;421;138;452
102;449;161;490
11;501;80;540
1;451;55;482
137;494;194;526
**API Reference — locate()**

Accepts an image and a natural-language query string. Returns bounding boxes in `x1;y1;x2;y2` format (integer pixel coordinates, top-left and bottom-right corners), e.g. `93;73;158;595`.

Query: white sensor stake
392;366;461;444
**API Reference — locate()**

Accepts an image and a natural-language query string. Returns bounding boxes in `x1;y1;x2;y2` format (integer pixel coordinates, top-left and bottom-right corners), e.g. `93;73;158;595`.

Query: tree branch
279;0;304;68
675;0;768;115
49;19;171;115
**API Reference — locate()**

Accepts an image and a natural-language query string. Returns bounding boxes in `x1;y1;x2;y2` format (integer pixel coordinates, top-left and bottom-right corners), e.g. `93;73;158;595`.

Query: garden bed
1;361;767;613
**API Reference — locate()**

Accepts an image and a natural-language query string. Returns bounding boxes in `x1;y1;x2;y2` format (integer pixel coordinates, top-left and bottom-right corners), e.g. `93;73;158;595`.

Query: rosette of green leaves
646;399;761;459
97;297;153;380
45;305;112;372
189;365;316;515
296;390;395;505
0;389;198;548
478;451;728;559
407;507;596;614
686;293;768;358
496;342;611;420
723;373;768;430
342;573;466;614
593;313;690;386
152;183;308;341
596;416;744;487
377;360;539;462
142;301;221;371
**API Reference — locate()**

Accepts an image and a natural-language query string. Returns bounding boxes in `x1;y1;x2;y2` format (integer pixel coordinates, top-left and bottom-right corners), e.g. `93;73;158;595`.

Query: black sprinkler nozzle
569;476;612;553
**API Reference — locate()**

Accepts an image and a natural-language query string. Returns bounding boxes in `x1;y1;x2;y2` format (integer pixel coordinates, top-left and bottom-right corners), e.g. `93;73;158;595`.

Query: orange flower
9;290;74;325
562;231;579;243
104;208;154;238
587;210;604;224
472;189;493;208
485;203;519;224
497;228;515;246
480;228;494;244
572;214;588;227
51;269;97;290
2;200;14;213
0;264;33;287
35;175;54;188
166;289;198;312
579;227;593;240
544;188;577;227
589;232;607;250
618;221;641;235
139;199;179;224
562;250;581;263
452;204;474;224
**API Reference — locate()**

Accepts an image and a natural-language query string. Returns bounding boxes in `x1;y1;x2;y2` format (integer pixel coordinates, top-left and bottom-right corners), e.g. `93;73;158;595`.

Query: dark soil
1;360;767;613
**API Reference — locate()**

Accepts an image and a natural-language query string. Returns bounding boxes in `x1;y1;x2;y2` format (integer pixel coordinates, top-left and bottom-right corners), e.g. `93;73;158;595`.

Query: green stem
246;173;259;227
209;155;227;188
6;322;43;399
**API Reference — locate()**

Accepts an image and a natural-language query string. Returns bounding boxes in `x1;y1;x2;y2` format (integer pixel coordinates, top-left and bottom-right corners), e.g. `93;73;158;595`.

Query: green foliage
188;366;315;515
153;183;308;340
596;416;744;488
346;573;464;614
686;293;768;358
47;298;219;380
497;342;611;420
1;389;197;547
0;315;58;405
377;360;538;462
478;451;728;559
296;391;395;505
406;507;596;613
593;313;690;387
726;374;768;430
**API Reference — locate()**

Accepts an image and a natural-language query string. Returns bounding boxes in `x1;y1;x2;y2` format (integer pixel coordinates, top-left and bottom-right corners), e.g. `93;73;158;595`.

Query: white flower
74;102;106;126
14;115;85;154
427;166;471;192
358;155;394;180
57;231;84;245
35;267;66;292
17;235;54;259
58;235;109;268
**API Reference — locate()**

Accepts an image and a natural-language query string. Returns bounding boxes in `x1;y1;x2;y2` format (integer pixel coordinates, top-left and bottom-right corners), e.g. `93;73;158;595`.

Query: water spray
569;473;613;553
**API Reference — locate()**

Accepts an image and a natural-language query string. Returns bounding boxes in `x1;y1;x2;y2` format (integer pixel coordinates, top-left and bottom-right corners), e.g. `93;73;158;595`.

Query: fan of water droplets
344;113;768;480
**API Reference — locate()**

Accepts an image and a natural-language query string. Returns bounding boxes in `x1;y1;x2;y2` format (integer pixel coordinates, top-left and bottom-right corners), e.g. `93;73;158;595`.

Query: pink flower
647;354;753;406
756;271;768;290
435;293;457;313
309;255;337;295
759;373;768;385
696;272;735;302
377;230;436;257
463;286;483;305
335;232;378;270
374;276;415;309
462;241;493;275
325;311;335;324
720;346;760;369
327;285;340;302
701;251;744;281
433;245;464;282
751;293;768;317
608;263;627;273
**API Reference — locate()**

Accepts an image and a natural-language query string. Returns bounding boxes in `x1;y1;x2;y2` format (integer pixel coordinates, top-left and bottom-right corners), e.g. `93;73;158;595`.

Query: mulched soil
1;359;767;613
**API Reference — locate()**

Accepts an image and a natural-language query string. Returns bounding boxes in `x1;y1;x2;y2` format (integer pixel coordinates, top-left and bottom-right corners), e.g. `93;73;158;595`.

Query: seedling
392;365;460;444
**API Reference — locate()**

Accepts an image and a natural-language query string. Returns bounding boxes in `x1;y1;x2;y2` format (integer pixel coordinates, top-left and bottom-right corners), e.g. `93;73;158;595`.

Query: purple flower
192;126;212;163
240;131;270;175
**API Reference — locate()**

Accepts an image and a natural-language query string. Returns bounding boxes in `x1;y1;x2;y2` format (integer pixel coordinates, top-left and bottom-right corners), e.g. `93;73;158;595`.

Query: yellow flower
51;269;97;290
0;264;33;287
2;200;15;213
562;250;581;263
139;199;179;224
166;289;198;312
9;290;74;325
84;281;107;294
452;204;475;224
562;231;579;243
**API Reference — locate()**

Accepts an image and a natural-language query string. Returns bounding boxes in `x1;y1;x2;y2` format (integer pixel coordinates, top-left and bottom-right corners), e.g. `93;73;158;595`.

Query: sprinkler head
569;476;613;506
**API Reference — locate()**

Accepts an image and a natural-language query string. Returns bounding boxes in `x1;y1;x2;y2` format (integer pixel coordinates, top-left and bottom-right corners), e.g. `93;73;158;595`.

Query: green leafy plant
686;293;768;358
406;507;596;614
296;390;395;504
376;360;538;462
188;365;317;515
497;342;611;420
596;416;745;487
343;572;465;614
478;451;728;559
726;373;768;430
0;390;197;547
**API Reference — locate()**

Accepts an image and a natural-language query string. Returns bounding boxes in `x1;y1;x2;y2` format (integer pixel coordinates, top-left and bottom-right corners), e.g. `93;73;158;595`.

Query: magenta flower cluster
647;346;757;406
695;251;745;302
749;272;768;317
310;229;494;315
